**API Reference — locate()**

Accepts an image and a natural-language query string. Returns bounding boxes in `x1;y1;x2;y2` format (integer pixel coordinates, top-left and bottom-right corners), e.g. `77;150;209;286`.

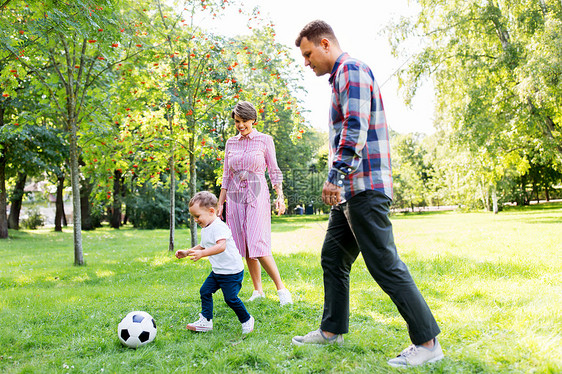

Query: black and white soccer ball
117;311;157;348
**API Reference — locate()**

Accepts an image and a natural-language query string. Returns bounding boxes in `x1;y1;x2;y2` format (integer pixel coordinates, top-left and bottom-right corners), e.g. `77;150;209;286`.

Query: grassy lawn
1;204;561;373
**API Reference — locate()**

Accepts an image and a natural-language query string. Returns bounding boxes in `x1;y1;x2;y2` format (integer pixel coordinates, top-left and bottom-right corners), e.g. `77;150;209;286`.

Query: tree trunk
55;174;65;232
80;176;94;231
123;176;131;225
518;177;524;206
0;106;7;239
168;114;175;251
492;185;498;214
8;172;27;230
189;134;197;247
62;199;68;226
0;156;7;239
110;169;122;229
69;117;84;265
479;180;490;211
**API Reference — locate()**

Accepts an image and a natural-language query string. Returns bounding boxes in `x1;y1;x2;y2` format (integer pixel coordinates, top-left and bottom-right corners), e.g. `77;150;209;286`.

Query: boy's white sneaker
277;288;293;305
186;313;213;332
387;338;444;367
248;290;265;301
241;316;255;334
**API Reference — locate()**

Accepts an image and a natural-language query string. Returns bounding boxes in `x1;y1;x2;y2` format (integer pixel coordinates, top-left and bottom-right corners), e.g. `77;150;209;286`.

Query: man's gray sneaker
291;329;343;346
387;338;444;367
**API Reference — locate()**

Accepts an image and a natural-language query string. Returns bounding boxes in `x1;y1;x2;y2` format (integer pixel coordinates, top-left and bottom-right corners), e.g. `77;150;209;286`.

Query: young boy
175;191;254;334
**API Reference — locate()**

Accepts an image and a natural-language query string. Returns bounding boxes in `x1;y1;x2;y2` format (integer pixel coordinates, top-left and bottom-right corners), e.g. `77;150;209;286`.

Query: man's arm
327;64;372;187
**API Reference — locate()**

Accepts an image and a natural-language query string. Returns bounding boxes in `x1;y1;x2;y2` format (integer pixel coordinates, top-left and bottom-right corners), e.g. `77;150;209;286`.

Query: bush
126;181;190;229
21;208;45;230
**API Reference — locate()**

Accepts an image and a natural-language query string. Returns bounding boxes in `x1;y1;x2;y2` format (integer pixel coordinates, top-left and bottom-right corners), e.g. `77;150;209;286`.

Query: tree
391;132;432;211
107;1;310;248
0;0;143;262
388;0;562;210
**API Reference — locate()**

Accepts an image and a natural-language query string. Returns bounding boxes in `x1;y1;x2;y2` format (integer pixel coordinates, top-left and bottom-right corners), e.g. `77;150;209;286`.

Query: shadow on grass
523;215;562;225
6;228;71;240
271;216;329;233
271;215;329;224
502;201;562;212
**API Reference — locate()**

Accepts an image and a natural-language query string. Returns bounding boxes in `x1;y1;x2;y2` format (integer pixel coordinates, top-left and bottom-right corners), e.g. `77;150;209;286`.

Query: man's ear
320;38;331;51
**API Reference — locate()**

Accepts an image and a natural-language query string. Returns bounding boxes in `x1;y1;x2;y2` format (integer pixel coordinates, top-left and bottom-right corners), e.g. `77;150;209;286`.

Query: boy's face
189;203;216;228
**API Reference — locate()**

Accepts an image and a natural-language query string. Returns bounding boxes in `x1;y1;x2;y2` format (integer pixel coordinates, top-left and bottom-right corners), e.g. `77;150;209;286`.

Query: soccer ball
117;311;157;348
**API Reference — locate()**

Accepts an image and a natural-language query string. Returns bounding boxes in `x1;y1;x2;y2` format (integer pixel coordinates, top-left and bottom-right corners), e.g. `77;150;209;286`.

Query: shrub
21;208;45;230
126;181;190;229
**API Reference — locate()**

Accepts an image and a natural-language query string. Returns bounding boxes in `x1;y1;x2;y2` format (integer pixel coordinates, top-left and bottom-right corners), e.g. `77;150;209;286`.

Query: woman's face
234;114;255;136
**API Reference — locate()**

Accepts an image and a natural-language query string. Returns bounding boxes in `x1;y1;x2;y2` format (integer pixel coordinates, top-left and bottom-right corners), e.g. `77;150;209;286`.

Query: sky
207;0;435;135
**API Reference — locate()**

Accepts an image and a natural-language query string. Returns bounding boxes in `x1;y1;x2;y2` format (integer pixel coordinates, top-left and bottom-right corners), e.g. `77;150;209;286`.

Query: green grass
1;204;561;373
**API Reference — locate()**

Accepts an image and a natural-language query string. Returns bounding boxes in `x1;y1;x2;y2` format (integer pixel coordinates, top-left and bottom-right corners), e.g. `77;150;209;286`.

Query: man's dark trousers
320;190;441;345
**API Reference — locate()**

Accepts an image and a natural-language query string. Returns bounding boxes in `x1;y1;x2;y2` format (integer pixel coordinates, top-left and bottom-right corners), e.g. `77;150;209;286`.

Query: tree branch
0;0;13;11
9;52;66;120
76;54;96;120
527;98;562;154
74;38;88;97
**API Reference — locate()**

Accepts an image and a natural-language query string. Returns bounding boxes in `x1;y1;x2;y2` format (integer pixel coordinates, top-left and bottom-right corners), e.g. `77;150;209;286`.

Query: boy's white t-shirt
200;217;244;275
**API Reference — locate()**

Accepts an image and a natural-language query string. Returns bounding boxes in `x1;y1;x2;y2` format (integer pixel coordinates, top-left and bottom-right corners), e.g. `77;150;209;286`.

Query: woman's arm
218;141;231;219
264;135;286;215
217;188;227;219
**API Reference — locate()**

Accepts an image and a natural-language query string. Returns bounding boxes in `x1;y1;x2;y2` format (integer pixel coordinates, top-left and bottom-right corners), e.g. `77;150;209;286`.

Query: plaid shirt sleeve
327;61;371;187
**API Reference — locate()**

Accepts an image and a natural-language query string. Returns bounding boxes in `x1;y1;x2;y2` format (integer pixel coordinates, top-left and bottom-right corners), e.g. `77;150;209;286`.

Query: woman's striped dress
221;130;283;258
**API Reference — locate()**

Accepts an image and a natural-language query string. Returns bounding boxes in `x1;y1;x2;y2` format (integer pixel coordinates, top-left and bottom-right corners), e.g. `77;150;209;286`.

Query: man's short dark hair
295;20;338;47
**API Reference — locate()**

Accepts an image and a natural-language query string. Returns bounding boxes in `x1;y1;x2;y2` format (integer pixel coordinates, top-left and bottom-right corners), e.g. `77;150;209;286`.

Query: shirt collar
234;129;258;140
329;52;349;85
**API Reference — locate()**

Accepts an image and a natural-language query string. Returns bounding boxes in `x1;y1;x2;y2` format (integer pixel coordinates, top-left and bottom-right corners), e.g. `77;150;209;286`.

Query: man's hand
322;181;342;206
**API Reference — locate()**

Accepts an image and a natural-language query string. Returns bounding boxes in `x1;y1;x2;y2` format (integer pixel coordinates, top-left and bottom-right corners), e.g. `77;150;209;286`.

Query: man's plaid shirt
327;52;393;202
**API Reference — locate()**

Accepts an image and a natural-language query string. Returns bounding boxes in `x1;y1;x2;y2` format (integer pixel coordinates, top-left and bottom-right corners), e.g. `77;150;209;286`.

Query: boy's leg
200;272;220;320
344;190;440;344
218;271;251;323
320;205;360;334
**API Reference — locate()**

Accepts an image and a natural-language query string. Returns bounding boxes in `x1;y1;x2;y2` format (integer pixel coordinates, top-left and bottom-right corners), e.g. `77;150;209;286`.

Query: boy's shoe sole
186;325;213;332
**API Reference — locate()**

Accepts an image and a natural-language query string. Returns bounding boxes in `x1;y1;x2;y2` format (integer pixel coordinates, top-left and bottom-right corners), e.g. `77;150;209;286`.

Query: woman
218;101;292;305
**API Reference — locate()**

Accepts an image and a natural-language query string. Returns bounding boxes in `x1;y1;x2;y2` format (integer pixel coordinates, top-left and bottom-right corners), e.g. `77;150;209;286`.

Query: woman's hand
275;196;286;215
218;188;227;220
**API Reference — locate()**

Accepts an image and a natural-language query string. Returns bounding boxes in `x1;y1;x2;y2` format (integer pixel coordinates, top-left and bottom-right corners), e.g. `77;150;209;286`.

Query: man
293;20;444;368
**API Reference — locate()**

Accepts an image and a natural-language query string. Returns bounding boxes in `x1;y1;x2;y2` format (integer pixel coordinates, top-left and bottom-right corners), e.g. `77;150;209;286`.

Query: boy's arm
175;244;203;259
188;239;226;261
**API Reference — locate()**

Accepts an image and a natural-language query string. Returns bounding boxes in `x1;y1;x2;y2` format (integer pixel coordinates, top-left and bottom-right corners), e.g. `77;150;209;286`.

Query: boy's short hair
231;101;257;122
189;191;218;209
295;20;339;47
